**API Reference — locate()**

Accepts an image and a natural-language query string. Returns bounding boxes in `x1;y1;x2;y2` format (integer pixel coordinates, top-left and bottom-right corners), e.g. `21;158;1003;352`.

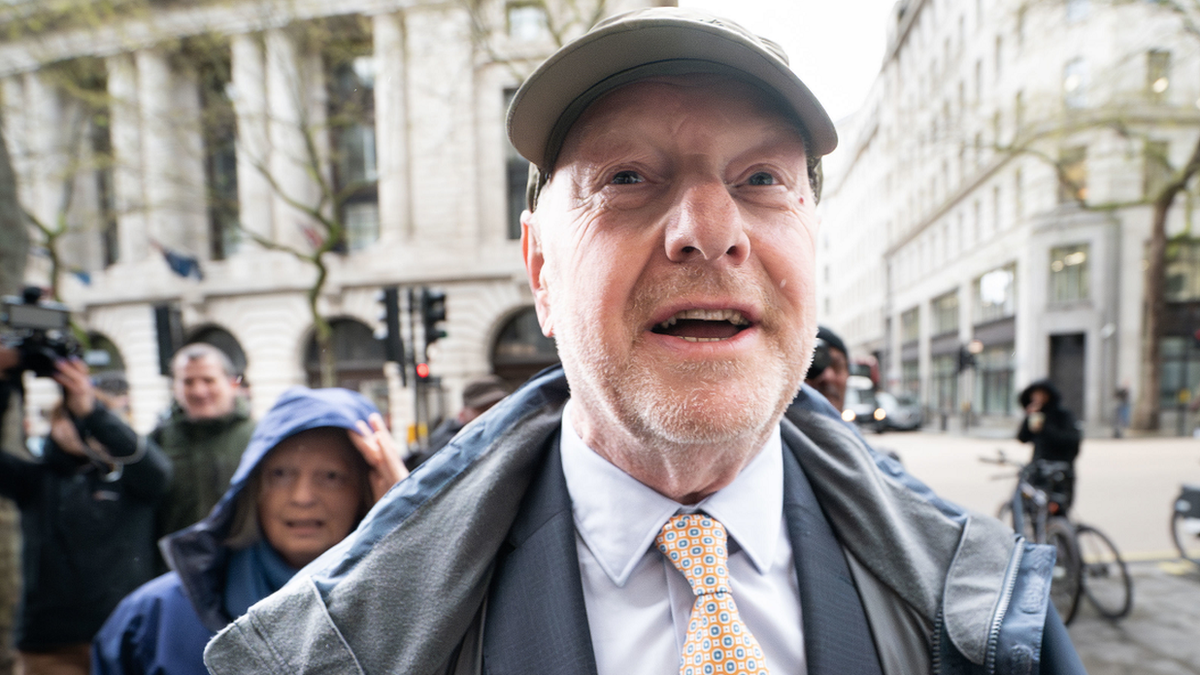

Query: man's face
173;355;239;420
523;75;818;457
257;429;363;569
804;345;849;411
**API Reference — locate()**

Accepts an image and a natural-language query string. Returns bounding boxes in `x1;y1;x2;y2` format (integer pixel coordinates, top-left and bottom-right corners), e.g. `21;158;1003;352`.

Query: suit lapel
782;444;885;675
482;435;599;675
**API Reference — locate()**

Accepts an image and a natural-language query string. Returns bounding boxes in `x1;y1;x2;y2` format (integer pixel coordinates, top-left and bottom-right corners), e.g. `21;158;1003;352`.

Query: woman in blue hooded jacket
92;387;406;675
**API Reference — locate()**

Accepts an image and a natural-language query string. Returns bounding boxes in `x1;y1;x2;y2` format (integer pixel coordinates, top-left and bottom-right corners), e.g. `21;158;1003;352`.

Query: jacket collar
208;369;1020;671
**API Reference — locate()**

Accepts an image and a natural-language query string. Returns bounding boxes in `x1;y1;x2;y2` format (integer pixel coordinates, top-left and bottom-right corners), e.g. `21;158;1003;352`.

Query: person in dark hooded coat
0;358;170;675
1017;379;1081;514
91;387;406;675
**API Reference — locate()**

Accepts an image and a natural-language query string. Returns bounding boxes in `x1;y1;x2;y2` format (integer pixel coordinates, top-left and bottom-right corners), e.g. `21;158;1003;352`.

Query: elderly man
153;342;255;540
206;9;1083;675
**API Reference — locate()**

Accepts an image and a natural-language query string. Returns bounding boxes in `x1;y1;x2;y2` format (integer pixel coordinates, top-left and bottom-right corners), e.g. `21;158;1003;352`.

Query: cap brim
507;11;837;170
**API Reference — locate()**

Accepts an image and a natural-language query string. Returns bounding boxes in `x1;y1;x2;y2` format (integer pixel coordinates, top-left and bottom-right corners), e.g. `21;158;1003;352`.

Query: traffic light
415;362;431;381
376;286;404;363
957;345;976;373
420;287;447;352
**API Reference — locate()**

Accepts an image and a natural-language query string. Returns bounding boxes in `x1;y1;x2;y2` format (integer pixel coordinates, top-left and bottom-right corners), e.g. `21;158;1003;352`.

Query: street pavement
870;430;1200;673
1068;561;1200;675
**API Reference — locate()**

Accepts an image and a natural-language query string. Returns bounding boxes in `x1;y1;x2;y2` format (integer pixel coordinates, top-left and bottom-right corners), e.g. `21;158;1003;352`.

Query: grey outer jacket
204;366;1083;675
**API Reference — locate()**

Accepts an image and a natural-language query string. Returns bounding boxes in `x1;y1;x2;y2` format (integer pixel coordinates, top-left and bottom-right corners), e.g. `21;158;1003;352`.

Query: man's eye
611;170;644;185
747;172;777;186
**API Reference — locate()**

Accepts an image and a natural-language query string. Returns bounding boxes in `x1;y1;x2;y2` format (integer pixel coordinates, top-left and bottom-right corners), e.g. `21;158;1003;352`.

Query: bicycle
981;451;1132;624
1172;483;1200;567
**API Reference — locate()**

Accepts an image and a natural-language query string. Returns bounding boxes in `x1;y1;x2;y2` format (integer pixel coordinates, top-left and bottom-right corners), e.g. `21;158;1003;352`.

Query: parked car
876;391;923;431
841;376;887;433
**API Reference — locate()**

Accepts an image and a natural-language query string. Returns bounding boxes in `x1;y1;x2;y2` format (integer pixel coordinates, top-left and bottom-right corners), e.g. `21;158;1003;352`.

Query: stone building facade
818;0;1200;432
1;0;663;437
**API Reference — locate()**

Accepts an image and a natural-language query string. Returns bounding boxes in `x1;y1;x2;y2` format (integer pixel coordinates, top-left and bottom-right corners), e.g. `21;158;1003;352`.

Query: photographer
0;355;170;675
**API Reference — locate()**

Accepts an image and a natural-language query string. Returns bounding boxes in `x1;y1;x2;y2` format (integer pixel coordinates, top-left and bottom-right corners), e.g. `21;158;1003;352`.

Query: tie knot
655;513;730;596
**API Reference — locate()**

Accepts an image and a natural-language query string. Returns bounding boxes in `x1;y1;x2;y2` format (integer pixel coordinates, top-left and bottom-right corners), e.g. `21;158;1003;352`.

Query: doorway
1049;333;1086;419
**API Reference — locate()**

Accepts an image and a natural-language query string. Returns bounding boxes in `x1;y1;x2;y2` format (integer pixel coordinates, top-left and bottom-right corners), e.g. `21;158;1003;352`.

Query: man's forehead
562;74;809;154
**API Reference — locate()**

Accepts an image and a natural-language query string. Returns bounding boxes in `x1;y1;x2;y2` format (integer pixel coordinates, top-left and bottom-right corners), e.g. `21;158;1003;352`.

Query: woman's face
256;428;363;568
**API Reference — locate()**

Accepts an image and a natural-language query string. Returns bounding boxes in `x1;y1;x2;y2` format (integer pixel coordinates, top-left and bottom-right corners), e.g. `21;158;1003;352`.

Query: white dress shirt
559;400;807;675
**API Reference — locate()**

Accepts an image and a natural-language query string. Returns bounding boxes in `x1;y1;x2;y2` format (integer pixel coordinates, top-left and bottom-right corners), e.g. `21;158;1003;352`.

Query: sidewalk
1068;561;1200;674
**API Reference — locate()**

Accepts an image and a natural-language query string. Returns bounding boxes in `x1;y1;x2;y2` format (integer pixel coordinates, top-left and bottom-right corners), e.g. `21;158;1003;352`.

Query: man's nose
664;179;751;265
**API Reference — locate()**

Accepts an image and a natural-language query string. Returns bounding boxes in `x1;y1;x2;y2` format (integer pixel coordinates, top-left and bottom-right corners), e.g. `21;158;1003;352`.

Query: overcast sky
677;0;898;122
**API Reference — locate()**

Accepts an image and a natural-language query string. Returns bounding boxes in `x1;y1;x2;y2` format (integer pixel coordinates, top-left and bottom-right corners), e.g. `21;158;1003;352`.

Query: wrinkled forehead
556;73;810;165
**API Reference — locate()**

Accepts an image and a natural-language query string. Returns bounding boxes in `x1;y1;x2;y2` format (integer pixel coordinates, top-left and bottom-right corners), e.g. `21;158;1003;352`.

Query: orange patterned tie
655;513;771;675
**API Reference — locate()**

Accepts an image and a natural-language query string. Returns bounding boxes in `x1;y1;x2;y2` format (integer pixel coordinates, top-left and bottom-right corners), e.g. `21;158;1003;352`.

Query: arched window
303;319;388;413
83;332;125;373
491;307;558;389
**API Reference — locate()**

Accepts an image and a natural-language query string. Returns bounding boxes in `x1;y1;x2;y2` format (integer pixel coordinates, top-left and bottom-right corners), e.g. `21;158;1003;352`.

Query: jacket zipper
984;538;1026;674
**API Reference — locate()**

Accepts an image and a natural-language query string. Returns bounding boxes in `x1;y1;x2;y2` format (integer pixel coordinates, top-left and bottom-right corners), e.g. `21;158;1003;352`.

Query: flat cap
506;6;838;173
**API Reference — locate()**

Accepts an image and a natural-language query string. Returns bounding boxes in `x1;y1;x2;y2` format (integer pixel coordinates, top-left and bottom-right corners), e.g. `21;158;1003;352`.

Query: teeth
679;337;723;343
657;309;748;330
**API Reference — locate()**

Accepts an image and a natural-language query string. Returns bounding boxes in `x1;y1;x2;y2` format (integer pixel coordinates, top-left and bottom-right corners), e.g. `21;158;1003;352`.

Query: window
994;36;1003;81
327;22;379;251
198;46;239;260
976;345;1015;415
932;354;958;412
933;291;959;335
902;359;921;400
972;199;981;243
505;88;530;240
508;3;549;42
1144;140;1171;199
1165;239;1200;302
974;60;982;105
1063;58;1086;109
1147;50;1171;102
1017;6;1027;48
993;185;1002;232
1049;243;1090;303
1058;145;1087;203
901;306;920;344
1160;336;1200;410
974;264;1016;323
1014;91;1024;133
77;61;119;267
1014;168;1023;220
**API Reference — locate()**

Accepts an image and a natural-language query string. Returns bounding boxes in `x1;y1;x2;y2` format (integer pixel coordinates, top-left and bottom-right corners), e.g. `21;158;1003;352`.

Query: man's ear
521;212;554;337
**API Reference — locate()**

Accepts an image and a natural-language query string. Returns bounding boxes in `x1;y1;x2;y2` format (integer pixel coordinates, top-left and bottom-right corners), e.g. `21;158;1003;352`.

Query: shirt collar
559;399;784;587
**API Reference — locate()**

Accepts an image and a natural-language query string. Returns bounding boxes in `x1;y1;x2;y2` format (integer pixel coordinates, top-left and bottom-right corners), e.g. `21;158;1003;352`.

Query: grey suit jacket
480;435;884;675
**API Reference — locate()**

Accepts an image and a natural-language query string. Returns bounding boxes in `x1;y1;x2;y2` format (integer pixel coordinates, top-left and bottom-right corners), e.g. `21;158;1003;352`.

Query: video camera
0;286;80;378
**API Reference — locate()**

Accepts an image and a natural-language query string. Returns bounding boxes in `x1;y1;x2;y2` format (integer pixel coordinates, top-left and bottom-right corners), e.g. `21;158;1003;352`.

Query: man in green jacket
153;343;255;541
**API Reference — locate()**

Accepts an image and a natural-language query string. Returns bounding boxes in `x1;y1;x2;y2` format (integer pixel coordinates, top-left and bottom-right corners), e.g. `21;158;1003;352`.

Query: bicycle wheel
1075;524;1132;619
997;500;1036;541
1171;511;1200;566
1046;517;1082;625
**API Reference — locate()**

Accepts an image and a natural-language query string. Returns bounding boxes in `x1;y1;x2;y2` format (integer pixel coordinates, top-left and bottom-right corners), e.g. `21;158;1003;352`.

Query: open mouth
650;309;751;342
286;518;325;531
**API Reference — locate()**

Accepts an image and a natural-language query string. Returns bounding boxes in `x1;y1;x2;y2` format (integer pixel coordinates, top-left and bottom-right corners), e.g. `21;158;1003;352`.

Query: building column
231;33;274;246
374;11;411;243
106;54;148;264
135;48;209;259
24;71;65;235
265;27;323;252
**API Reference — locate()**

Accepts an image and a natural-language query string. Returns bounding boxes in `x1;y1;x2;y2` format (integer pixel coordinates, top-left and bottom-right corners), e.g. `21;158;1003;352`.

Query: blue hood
161;386;380;632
